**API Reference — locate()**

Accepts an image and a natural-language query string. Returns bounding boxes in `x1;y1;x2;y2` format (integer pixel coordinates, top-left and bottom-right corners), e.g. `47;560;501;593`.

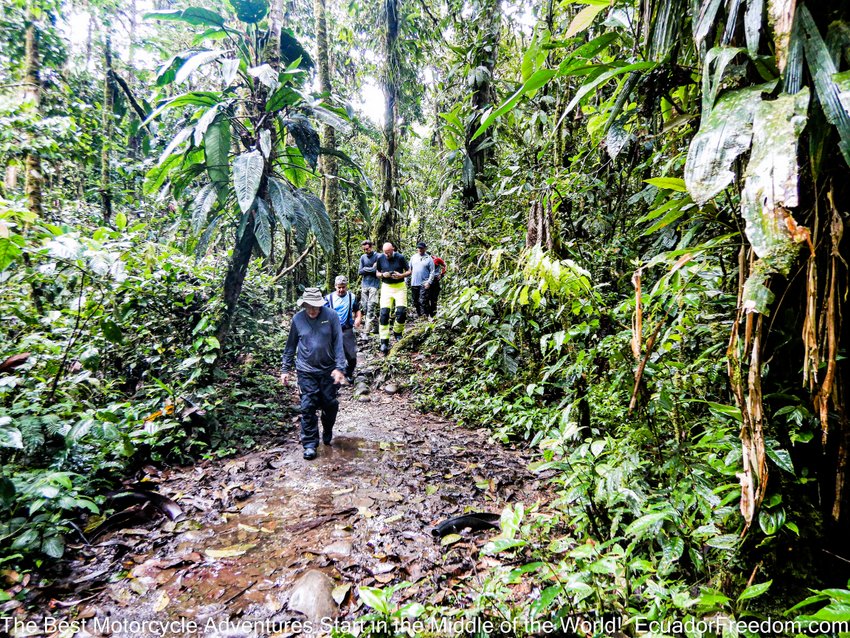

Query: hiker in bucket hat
280;287;347;460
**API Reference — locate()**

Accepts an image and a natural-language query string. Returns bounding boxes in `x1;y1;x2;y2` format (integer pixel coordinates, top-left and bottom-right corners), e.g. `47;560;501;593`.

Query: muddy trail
22;347;552;637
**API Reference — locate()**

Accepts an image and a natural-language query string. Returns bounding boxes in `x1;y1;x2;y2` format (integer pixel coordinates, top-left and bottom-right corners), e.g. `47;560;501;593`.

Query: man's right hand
280;372;290;386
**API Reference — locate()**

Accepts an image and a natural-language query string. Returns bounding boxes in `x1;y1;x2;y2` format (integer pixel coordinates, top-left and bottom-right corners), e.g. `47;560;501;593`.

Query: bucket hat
298;287;325;308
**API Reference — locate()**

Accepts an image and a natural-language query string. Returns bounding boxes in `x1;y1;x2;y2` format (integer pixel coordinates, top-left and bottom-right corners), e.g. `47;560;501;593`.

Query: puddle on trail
28;385;549;637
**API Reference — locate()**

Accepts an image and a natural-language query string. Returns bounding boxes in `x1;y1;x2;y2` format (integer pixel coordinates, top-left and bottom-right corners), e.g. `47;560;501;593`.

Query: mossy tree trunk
315;0;340;289
376;0;399;246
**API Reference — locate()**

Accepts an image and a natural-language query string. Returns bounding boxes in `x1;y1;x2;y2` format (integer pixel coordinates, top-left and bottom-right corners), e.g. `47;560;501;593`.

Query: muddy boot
380;339;389;354
303;447;317;460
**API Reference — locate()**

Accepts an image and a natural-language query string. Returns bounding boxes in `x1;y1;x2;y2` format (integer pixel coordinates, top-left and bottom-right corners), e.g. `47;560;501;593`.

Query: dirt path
24;355;551;637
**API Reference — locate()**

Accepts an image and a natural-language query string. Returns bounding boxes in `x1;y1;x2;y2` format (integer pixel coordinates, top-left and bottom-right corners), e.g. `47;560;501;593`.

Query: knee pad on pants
380;307;391;324
395;307;407;323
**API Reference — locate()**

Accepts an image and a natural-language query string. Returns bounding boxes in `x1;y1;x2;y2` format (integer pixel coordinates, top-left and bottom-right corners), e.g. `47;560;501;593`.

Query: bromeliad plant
143;0;361;341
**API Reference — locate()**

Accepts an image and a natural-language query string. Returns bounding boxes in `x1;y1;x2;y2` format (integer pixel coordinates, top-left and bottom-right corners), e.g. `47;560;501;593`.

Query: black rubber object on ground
431;512;501;537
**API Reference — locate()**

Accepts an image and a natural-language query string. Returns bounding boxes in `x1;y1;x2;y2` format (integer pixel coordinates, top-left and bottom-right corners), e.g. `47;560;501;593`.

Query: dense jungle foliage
2;0;850;633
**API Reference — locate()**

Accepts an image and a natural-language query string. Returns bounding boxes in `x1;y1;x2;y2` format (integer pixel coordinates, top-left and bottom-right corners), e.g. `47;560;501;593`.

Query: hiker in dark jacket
281;287;347;460
358;240;380;334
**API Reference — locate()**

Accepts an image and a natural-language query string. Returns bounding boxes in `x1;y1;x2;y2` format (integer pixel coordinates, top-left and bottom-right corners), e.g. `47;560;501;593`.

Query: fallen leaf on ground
204;543;256;559
153;591;170;611
441;534;462;547
332;583;351;605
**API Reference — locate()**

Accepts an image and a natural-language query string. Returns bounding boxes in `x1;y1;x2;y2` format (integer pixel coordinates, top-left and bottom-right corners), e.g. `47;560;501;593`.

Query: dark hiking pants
427;279;440;317
411;285;429;318
342;326;357;378
297;371;339;449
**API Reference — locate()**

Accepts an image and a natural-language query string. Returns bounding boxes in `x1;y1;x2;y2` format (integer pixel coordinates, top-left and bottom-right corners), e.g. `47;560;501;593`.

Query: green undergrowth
398;244;835;634
0;201;294;571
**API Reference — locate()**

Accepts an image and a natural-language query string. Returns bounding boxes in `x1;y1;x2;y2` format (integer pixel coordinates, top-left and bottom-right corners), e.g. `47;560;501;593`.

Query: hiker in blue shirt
281;287;347;460
325;275;362;382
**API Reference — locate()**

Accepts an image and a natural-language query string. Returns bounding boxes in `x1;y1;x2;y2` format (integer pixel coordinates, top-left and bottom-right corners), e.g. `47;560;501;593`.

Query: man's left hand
331;370;346;385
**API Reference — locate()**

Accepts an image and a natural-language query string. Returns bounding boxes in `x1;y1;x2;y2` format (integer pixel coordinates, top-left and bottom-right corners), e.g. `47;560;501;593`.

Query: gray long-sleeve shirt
281;306;346;374
359;253;380;288
410;252;436;286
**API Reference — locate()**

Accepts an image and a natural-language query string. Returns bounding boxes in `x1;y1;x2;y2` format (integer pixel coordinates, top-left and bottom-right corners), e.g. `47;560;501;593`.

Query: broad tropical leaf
158;126;194;165
283;115;320;169
176;51;224;84
228;0;268;23
740;89;810;314
144;7;226;27
295;190;333;253
311;106;353;135
196;214;222;257
267;177;296;231
798;6;850;166
204;116;232;205
566;4;607;38
254;199;272;256
232;150;264;213
684;81;776;205
194;104;222;146
192;183;218;234
221;58;240;86
248;64;279;90
143;92;222;126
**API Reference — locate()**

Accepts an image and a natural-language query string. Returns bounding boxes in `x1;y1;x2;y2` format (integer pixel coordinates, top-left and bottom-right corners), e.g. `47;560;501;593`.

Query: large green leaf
799;5;850;166
232;150;265;213
228;0;268;23
175;50;223;84
566;4;607;38
0;237;23;272
196;214;222;257
267;177;296;231
693;0;724;47
472;69;557;141
144;153;184;195
684;81;776;206
740;89;810;314
204;116;232;205
192;183;218;234
266;85;302;112
158;126;194;166
563;61;656;117
283;115;320;169
295;190;334;254
0;417;23;449
702;47;747;116
142;92;222;126
155;53;188;87
194;104;222;146
254;199;272;256
144;8;226;27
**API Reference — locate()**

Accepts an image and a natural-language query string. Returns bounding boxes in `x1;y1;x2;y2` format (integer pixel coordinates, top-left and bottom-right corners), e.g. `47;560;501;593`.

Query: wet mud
20;356;551;637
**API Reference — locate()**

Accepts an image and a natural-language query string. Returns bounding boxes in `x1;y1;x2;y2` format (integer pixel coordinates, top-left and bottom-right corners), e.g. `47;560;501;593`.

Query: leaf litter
19;358;552;634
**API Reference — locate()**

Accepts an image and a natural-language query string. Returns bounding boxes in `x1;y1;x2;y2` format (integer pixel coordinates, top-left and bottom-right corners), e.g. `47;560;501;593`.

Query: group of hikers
280;240;446;459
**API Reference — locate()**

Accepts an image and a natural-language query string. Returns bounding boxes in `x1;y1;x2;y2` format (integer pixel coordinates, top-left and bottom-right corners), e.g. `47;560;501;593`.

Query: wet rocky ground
16;348;552;637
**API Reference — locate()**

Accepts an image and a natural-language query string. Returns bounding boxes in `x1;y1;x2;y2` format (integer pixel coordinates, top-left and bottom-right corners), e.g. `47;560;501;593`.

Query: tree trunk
216;220;257;343
462;0;501;211
24;11;43;218
376;0;400;245
100;32;113;225
315;0;340;288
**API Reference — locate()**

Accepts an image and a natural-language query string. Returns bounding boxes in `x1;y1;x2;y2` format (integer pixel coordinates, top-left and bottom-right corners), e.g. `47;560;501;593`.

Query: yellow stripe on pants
379;282;406;339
